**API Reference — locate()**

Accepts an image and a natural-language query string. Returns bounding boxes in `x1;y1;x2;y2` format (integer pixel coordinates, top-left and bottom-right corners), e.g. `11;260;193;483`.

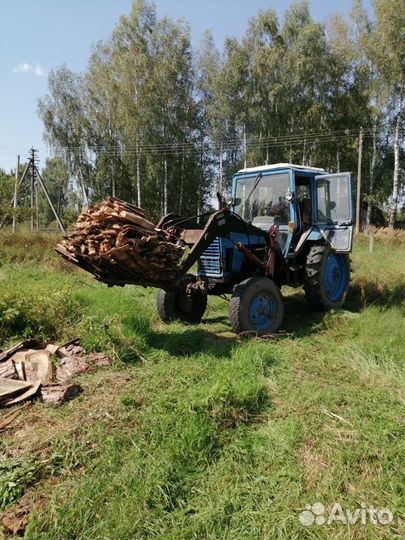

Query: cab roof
236;163;325;175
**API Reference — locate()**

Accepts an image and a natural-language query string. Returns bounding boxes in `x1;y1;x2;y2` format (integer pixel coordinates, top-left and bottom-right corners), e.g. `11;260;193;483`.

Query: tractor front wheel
157;288;207;325
229;277;284;336
303;244;350;310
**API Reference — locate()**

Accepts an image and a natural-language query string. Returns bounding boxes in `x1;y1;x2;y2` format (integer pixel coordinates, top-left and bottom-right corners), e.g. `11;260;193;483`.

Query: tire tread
303;244;350;310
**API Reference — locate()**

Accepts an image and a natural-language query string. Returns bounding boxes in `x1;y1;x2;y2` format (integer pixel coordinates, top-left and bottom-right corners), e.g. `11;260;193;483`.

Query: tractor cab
232;163;354;256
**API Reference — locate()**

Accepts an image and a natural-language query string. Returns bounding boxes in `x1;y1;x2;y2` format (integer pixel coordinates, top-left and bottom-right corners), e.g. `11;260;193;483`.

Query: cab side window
295;182;312;225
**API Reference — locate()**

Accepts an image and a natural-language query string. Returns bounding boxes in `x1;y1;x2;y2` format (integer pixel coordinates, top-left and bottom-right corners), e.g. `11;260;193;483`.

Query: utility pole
302;131;307;166
30;148;37;231
219;143;223;193
243;127;247;169
4;148;66;234
12;155;20;233
355;127;363;234
36;183;39;229
35;167;66;233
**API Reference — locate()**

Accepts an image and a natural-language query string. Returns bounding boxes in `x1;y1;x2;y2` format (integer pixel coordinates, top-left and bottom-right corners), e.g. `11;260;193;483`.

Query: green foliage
0;168;31;226
0;271;84;343
38;1;206;220
0;170;15;224
0;457;44;510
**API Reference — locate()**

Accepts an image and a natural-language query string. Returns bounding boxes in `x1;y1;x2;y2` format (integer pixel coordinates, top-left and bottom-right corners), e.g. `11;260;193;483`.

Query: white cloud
13;62;32;73
33;64;46;77
13;62;47;77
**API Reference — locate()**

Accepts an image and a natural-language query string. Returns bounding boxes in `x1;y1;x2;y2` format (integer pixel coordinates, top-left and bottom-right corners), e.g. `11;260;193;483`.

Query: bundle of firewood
56;197;185;287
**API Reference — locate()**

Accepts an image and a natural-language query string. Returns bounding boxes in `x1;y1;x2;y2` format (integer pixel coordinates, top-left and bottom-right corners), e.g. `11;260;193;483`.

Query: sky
0;0;371;173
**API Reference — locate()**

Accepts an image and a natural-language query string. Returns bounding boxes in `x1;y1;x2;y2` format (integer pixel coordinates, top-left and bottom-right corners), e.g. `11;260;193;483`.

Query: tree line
2;0;404;228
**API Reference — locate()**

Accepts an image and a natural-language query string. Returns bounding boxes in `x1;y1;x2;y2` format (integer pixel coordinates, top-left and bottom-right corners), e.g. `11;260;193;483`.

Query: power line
60;129;360;152
3;124;402;160
62;131;347;151
54;126;405;159
57;130;381;159
54;124;405;154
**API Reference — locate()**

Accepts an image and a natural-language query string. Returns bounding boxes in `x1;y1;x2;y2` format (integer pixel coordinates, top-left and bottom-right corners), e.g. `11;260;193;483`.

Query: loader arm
174;209;269;274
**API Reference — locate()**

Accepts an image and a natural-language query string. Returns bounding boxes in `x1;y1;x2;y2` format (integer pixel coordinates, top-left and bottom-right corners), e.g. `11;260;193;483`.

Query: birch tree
366;0;405;226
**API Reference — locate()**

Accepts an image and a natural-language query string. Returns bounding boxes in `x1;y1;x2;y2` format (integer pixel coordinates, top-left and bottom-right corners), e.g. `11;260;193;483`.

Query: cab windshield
234;172;290;226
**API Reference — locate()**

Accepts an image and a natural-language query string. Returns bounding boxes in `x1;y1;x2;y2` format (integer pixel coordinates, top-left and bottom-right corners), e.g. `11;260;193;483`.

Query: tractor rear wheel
229;277;284;336
157;288;207;325
303;244;350;310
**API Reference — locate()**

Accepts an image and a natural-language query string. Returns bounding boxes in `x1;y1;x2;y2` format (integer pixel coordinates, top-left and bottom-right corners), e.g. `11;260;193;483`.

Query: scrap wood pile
0;339;112;415
56;197;185;287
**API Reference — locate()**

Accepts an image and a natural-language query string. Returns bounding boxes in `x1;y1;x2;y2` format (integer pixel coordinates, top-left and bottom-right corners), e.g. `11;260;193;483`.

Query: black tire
303;244;350;310
157;288;207;324
229;277;284;336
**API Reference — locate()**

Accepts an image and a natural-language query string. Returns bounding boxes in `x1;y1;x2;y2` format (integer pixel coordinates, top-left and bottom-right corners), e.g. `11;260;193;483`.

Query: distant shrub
0;232;60;264
0;285;84;344
364;226;405;241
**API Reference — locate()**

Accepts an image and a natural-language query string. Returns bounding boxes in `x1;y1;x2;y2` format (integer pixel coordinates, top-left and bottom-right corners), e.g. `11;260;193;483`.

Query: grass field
0;232;404;539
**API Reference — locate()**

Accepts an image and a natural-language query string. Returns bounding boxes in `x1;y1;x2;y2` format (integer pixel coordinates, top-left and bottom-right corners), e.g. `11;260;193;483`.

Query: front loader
155;163;354;335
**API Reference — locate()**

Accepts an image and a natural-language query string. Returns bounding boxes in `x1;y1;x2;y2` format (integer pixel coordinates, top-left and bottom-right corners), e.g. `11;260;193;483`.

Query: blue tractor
156;163;353;336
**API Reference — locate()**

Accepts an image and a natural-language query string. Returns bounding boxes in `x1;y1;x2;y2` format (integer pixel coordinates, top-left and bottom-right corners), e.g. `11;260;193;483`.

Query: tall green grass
0;232;403;540
0;260;87;344
0;232;60;264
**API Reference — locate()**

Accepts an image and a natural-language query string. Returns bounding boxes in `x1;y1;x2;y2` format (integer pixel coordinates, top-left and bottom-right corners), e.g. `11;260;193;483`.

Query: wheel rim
324;252;349;302
248;292;276;332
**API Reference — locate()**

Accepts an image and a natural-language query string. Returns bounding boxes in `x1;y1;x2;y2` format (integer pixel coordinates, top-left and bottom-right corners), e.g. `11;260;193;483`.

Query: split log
56;355;91;382
65;344;85;356
23;350;53;384
81;352;112;367
0;360;18;379
45;343;59;355
15;361;26;380
40;383;82;404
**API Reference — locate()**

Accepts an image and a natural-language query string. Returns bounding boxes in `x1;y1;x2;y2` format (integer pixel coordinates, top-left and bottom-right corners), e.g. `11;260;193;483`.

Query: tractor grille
198;238;222;276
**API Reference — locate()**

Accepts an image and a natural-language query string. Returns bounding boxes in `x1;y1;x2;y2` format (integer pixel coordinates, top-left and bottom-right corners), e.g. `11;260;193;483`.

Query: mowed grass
0;232;404;539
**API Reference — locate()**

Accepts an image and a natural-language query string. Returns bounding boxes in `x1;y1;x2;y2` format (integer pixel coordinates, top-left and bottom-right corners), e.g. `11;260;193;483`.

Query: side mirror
285;190;293;202
327;201;336;210
233;197;241;206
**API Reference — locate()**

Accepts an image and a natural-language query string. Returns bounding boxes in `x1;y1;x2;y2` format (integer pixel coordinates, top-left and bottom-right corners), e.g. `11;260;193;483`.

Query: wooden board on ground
0;340;38;363
0;378;32;402
3;381;41;406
